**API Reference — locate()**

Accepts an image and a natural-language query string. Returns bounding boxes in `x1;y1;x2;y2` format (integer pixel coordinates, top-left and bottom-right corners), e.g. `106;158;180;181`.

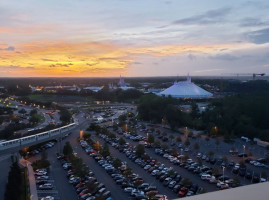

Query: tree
193;142;200;151
83;132;91;140
188;131;194;138
108;133;116;140
208;151;214;158
261;171;267;179
222;156;228;163
153;140;161;148
184;139;190;147
101;143;110;158
176;136;182;143
212;167;220;176
182;155;189;162
156;129;161;135
119;137;126;146
112;158;122;169
182;178;192;187
30;109;37;116
113;122;119;131
162;132;167;137
63;142;73;156
161;143;168;150
136;144;145;157
147;134;155;144
93;141;101;152
197;158;202;166
18;108;26;114
169;134;175;141
191;102;199;119
239;161;246;168
41;151;48;160
4;162;22;200
171;148;178;157
123;167;133;180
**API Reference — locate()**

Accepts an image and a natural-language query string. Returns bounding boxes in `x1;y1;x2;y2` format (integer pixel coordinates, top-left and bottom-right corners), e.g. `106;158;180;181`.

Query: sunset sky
1;0;269;77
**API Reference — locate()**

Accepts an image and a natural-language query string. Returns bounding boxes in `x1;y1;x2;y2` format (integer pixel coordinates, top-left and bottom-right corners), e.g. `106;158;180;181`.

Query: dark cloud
42;58;58;62
133;62;142;65
8;65;20;69
86;62;99;66
240;17;269;27
49;63;70;67
209;54;239;61
246;28;269;44
3;65;34;70
0;46;15;51
173;7;231;25
188;54;196;61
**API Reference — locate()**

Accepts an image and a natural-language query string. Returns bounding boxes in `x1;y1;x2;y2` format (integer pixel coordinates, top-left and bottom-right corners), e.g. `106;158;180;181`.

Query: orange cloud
0;40;247;77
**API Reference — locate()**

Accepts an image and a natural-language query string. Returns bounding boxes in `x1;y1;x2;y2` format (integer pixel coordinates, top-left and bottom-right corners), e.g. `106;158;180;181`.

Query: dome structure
158;75;213;99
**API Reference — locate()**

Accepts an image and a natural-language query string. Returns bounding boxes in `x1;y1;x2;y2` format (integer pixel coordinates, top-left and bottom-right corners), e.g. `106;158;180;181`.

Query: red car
178;187;188;197
79;189;89;197
75;182;85;189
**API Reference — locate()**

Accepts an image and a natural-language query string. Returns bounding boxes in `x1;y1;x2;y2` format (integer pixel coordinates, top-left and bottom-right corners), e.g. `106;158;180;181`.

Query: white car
41;196;54;200
124;187;134;193
39;183;53;190
144;165;151;170
36;176;49;180
201;174;211;180
151;170;159;176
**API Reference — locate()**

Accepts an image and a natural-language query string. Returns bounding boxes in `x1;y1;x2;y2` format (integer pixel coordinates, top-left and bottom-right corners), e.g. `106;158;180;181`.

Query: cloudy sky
1;0;269;77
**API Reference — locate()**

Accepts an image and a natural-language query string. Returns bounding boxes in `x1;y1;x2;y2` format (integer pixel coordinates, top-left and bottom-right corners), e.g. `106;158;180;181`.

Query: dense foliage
137;94;192;130
4;162;23;200
202;93;269;141
138;91;269;141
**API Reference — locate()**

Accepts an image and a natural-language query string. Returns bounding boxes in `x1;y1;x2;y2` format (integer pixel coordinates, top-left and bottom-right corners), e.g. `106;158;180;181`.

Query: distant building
147;88;163;94
83;86;103;92
158;74;213;99
109;76;134;91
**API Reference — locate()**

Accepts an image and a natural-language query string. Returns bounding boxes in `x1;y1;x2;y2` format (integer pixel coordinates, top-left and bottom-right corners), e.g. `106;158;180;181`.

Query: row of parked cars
28;141;56;156
58;149;111;200
81;139;167;200
34;168;56;200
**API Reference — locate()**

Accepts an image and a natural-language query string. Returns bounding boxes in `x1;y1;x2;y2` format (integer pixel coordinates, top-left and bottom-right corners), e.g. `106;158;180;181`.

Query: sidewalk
20;158;38;200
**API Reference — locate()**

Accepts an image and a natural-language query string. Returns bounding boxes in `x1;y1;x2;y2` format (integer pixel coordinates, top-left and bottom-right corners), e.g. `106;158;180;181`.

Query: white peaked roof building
158;75;213;98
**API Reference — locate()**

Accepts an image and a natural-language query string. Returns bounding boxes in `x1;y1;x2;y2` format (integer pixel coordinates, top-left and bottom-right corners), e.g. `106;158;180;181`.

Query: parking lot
84;109;269;198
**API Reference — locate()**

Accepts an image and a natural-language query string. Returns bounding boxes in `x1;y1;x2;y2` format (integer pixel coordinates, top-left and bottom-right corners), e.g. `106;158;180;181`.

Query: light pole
222;166;225;182
181;148;183;163
243;145;246;160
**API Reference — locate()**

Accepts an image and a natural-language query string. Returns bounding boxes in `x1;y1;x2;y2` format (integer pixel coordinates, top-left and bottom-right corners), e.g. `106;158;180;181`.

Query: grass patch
33;114;45;124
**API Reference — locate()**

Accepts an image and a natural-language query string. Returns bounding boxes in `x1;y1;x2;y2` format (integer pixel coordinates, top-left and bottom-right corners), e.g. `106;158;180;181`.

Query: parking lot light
181;148;183;163
222;166;225;182
243;145;246;160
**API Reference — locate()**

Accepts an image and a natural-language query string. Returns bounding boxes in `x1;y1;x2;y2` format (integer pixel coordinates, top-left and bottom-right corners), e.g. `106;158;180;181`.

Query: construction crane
222;73;265;80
